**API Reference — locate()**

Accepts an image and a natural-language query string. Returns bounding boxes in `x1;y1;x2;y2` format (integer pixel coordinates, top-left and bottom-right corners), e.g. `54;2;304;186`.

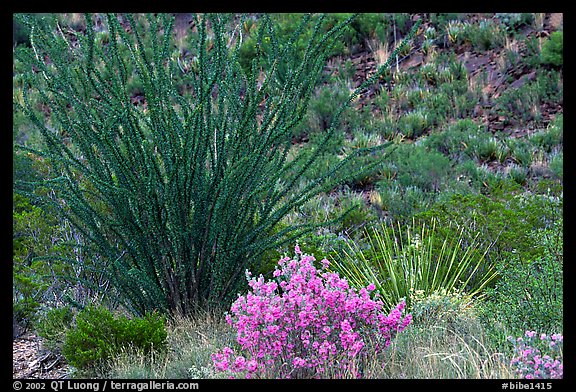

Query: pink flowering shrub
508;330;563;379
211;246;412;378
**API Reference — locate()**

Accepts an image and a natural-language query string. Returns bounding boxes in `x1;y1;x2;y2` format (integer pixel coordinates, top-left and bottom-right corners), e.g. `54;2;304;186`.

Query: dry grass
98;301;514;379
367;38;390;68
378;323;514;379
102;309;234;379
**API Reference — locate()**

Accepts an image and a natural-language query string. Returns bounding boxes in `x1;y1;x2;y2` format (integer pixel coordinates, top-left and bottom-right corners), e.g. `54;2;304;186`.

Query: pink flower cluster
508;331;563;379
211;246;412;378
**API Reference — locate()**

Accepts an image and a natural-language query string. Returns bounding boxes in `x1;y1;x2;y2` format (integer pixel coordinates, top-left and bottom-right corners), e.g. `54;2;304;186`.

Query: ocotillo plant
14;13;420;316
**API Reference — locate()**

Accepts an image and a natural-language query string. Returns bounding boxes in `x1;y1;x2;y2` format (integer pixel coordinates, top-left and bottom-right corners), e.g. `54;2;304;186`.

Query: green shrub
377;184;435;222
505;138;533;167
495;13;534;32
415;184;562;264
541;31;563;67
462;19;505;51
398;109;430;138
35;306;74;352
392;145;451;192
481;219;563;342
494;71;562;124
548;151;563;179
13;193;60;331
296;81;353;136
507;164;528;186
62;306;167;371
424;119;482;161
529;114;563;153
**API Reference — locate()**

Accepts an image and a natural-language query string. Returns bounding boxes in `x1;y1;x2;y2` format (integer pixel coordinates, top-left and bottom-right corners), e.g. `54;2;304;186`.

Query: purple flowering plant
508;330;563;379
211;246;412;378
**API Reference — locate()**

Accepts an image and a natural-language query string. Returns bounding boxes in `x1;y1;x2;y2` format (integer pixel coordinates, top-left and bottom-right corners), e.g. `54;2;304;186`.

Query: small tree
14;13;420;316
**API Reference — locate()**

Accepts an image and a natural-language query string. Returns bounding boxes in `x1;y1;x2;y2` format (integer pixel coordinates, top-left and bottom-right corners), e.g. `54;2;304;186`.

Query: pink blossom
510;330;563;379
211;246;411;379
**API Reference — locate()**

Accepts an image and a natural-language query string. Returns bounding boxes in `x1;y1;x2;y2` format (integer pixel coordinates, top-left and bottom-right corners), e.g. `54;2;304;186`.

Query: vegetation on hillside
13;12;562;380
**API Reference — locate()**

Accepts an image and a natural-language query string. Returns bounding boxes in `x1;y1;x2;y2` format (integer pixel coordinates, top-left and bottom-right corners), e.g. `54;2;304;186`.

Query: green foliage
331;219;497;311
13;14;52;47
239;13;359;74
494;70;562;124
462;19;506;51
541;31;563;67
384;52;476;133
62;306;167;371
424;119;481;161
481;219;563;341
372;144;454;222
507;164;528;186
505;138;533;167
415;185;562;264
391;145;452;192
14;13;415;315
376;184;435;222
285;189;379;239
35;306;74;352
529;114;563;153
398;108;430;138
295;81;353;137
495;13;535;32
13;193;57;330
548;152;563;180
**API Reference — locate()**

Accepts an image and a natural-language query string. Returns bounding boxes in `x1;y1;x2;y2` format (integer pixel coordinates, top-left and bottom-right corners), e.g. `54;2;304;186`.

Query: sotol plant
13;13;421;315
331;219;498;311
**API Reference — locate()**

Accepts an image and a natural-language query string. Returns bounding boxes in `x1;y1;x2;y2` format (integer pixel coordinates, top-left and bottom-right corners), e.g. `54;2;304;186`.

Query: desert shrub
35;306;74;352
14;13;419;315
541;31;563;67
377;184;436;222
495;13;535;32
13;193;64;331
494;70;562;124
62;306;167;371
391;145;452;193
462;19;506;51
415;181;562;265
398;108;430;138
529;114;563;153
481;219;563;340
381;305;512;379
505;138;533;167
211;247;412;379
424;119;483;161
373;145;453;222
409;288;474;330
507;164;528;185
295;81;354;137
548;151;563;180
445;20;468;47
284;189;380;240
